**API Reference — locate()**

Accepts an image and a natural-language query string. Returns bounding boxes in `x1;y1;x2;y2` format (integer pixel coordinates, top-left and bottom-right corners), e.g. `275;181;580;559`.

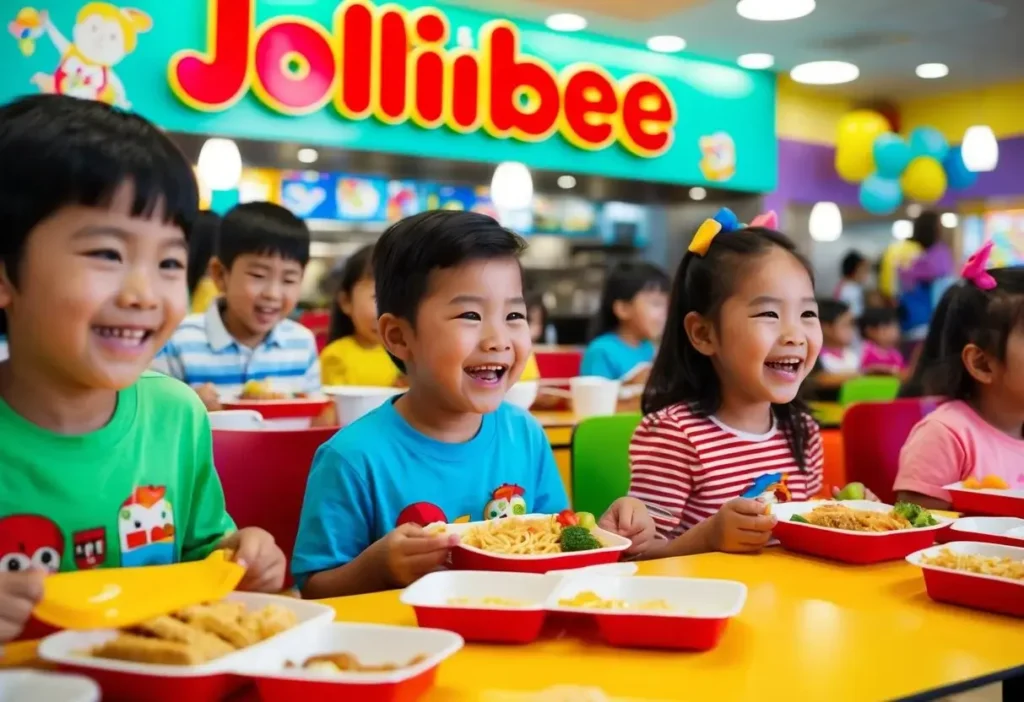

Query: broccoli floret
893;502;938;528
560;525;602;552
791;514;810;524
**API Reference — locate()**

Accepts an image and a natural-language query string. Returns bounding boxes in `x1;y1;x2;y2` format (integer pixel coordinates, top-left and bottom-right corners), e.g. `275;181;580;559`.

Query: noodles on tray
800;504;910;532
461;516;564;555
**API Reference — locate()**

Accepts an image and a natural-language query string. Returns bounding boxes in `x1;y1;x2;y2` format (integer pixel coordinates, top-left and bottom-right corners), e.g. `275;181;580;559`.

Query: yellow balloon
900;156;947;203
834;110;891;183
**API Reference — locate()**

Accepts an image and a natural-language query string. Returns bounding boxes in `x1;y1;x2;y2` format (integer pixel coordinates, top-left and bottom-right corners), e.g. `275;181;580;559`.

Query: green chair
571;413;642;516
838;376;901;407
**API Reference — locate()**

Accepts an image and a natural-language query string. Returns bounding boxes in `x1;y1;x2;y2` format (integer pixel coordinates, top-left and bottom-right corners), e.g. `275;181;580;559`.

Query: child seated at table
894;242;1024;509
291;211;656;597
0;95;285;643
811;299;860;398
580;261;669;383
628;210;830;557
152;202;320;409
859;307;905;376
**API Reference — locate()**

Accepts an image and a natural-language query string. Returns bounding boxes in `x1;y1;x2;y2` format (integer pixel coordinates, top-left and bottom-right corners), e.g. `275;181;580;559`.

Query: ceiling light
790;61;859;85
906;203;922;218
545;13;586;32
892;220;913;240
915;63;948;79
197;138;242;190
297;148;318;164
736;0;816;21
738;53;775;70
491;162;533;210
941;212;959;228
689;187;707;201
557;175;576;189
809;201;842;242
962;125;999;172
647;35;686;53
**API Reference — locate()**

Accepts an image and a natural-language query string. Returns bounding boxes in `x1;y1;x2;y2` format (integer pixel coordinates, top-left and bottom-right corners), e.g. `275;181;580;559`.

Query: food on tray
920;548;1023;581
446;597;529;608
289;652;427;673
790;502;938;531
962;475;1009;490
461;515;604;555
558;590;673;611
89;601;297;666
239;380;307;400
834;482;866;500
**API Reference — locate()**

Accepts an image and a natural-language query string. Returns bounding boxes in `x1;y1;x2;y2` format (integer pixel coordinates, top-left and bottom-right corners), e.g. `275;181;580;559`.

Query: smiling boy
292;211;655;598
0;95;284;643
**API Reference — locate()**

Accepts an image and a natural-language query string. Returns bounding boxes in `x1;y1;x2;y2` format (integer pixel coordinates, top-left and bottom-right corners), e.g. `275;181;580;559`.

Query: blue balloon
859;174;903;215
943;146;978;190
909;127;949;161
872;133;912;178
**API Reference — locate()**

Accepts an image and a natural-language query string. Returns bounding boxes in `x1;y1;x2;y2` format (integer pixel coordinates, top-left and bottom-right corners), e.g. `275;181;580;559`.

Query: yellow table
324;550;1024;701
810;401;845;428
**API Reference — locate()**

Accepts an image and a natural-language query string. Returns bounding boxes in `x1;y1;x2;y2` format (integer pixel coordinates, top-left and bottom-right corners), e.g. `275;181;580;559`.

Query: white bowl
504;381;538;410
323;386;404;426
0;671;99;702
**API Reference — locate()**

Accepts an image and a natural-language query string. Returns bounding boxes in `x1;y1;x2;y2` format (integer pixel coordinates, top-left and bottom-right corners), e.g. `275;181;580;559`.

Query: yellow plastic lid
34;550;245;630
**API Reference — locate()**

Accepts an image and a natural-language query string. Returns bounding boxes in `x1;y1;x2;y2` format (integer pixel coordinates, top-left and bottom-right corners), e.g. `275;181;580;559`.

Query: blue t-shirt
580;333;655;380
291;399;569;581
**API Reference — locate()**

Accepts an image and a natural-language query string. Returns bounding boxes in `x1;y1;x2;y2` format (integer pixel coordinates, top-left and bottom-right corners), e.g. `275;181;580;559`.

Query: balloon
859;174;903;215
900;156;947;203
909;127;949;161
943;146;978;190
835;110;891;183
872;133;911;178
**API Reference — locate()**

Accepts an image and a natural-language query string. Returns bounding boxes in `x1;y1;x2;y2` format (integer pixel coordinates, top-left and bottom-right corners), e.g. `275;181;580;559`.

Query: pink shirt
895;400;1024;502
860;341;905;371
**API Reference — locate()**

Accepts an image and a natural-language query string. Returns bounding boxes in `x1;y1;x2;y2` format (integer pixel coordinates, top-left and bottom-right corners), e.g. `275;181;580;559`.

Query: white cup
208;410;264;430
324;386;405;426
570;376;621;419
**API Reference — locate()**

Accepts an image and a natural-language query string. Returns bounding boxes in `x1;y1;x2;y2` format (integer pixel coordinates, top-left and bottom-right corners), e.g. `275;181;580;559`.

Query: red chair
840;398;941;504
212;427;336;587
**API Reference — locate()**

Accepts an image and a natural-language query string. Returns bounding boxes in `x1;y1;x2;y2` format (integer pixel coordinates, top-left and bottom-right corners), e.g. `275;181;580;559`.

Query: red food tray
907;541;1024;618
221;398;331;420
947;517;1024;548
770;501;953;564
944;482;1024;519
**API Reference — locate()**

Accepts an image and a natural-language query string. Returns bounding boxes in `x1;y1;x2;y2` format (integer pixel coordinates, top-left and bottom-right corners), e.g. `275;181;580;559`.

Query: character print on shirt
396;502;447;528
0;514;64;573
742;473;792;504
118;486;176;567
73;527;107;570
483;484;527;520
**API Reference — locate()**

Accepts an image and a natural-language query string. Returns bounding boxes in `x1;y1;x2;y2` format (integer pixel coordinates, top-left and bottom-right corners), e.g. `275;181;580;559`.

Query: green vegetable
575;512;597;529
893;502;938;528
560;525;602;552
791;514;810;524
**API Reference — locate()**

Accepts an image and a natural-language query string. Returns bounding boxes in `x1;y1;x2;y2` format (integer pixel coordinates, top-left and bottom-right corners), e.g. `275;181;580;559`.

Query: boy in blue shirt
294;211;656;597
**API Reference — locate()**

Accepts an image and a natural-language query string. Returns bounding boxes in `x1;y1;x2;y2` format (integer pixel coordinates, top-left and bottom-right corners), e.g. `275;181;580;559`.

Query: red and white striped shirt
628;403;824;539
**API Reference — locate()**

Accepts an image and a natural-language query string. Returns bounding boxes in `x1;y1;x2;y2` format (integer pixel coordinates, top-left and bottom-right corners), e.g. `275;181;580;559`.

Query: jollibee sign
169;0;676;158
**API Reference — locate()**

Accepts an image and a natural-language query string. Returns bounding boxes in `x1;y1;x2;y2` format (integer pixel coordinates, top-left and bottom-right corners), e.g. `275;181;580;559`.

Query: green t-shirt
0;371;235;573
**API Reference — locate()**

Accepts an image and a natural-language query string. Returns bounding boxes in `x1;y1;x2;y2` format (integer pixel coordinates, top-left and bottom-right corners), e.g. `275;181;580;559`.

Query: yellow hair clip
688;219;722;257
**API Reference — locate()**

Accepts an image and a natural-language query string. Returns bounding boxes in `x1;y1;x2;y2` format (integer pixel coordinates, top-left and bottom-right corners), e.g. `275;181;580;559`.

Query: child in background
629;210;826;557
187;210;222;315
858;307;905;375
815;299;860;381
0;335;6;363
292;211;656;597
153;202;320;409
581;261;669;381
895;242;1024;508
319;244;400;387
0;96;284;642
835;251;870;318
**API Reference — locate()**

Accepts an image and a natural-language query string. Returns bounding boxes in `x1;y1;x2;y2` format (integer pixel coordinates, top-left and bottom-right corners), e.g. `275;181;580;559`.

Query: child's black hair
858;306;899;339
526;291;548;332
841;251;865;278
643;226;816;469
899;267;1024;400
590;261;670;339
328;244;375;343
217;202;311;269
188;210;221;297
817;298;850;326
373;210;525;372
0;94;198;336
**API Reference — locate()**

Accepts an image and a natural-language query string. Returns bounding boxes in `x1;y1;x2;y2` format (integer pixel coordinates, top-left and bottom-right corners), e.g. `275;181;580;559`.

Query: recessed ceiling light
647;35;686;53
557;175;577;189
689;187;707;201
297;148;318;164
738;53;775;69
941;212;959;228
545;13;586;32
916;63;949;79
736;0;815;21
790;60;859;85
906;203;923;218
892;219;913;240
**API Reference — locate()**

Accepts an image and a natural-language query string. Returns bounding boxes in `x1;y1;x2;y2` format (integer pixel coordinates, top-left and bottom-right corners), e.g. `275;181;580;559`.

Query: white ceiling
443;0;1024;99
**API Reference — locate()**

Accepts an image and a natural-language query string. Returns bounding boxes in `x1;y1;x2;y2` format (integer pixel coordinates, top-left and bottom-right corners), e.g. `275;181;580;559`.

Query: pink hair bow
961;239;997;290
750;210;778;229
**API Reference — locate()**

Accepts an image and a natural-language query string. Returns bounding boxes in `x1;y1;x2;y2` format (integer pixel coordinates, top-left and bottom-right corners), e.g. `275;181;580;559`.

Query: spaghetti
462;516;564;555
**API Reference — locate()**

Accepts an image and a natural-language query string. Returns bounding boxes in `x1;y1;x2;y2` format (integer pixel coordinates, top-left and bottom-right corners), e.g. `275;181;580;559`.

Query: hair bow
961;239;996;290
687;208;779;257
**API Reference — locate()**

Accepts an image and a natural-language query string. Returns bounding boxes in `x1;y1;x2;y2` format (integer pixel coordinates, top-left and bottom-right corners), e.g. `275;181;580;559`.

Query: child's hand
0;569;46;643
196;383;222;412
382;524;458;587
219;528;287;593
599;497;657;557
706;499;777;553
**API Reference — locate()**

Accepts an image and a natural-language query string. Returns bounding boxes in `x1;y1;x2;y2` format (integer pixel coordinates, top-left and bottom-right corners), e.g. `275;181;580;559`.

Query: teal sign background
0;0;777;191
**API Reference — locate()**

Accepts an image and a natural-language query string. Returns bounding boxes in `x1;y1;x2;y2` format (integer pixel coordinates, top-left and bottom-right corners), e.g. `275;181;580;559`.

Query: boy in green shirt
0;95;286;643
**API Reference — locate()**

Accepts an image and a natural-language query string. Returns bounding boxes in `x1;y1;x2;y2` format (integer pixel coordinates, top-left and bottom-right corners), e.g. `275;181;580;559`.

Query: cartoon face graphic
118;486;176;567
0;514;64;573
483;484;527;520
396;502;448;528
73;527;107;570
699;132;737;183
70;4;151;67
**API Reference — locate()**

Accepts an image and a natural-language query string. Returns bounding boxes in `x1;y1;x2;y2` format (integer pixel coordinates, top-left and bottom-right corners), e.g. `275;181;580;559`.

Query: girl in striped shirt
630;209;826;558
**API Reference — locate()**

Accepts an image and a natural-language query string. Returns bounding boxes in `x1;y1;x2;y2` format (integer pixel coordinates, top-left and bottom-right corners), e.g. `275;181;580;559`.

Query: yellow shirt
190;277;219;315
520;353;540;381
320;336;400;387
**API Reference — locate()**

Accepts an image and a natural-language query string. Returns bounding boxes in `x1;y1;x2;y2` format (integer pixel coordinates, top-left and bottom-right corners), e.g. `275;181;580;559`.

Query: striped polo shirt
151;302;320;399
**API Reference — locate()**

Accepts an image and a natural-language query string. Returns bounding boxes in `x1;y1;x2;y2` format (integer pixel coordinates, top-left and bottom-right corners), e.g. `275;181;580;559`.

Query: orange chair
840;398;940;504
212;427;336;586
